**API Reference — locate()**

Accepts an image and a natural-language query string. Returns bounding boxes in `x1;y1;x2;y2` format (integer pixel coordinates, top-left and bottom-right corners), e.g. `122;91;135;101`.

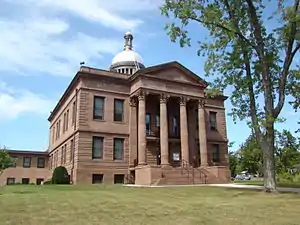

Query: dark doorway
36;178;44;185
22;178;30;184
156;151;161;165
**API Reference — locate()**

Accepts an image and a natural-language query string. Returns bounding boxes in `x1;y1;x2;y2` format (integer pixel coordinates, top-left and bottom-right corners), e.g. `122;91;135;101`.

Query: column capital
198;99;205;109
129;96;137;107
179;96;187;106
137;90;146;101
160;93;170;104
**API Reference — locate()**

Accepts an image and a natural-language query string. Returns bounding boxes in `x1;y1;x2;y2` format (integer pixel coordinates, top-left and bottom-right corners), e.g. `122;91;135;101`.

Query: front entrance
156;151;161;165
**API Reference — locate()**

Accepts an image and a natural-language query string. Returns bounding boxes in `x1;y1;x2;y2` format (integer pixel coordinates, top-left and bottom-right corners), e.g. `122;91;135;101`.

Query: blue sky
0;0;299;151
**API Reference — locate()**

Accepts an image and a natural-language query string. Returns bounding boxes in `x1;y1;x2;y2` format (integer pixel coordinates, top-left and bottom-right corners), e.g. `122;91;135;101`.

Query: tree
275;129;300;173
229;151;238;177
161;0;300;192
51;166;70;184
236;134;263;176
0;147;13;177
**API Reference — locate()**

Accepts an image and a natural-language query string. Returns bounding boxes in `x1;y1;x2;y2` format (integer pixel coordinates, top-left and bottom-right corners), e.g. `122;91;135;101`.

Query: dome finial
124;31;133;51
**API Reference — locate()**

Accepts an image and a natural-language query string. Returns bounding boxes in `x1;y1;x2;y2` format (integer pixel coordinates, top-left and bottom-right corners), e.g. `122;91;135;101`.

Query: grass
0;185;300;225
234;180;300;188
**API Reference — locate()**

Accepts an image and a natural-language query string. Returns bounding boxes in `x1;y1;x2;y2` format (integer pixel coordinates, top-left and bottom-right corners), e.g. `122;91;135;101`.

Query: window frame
23;156;31;168
37;157;45;168
113;138;124;160
209;111;217;131
113;99;124;122
212;144;220;163
93;96;105;120
92;136;104;159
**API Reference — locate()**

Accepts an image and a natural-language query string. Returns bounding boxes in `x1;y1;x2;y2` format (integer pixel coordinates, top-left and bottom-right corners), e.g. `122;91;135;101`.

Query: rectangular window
23;157;31;168
92;174;103;184
114;174;125;184
6;178;15;185
92;136;103;159
64;144;67;164
209;112;217;130
146;113;151;135
93;96;105;120
66;109;69;130
172;116;179;137
72;101;76;124
212;144;220;163
52;126;55;143
113;138;124;160
63;112;66;132
22;178;30;184
70;139;74;162
156;115;160;128
61;146;64;165
37;157;45;168
114;99;124;122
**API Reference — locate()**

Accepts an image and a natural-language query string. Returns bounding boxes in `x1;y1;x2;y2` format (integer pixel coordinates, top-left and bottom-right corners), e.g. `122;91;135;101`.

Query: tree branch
274;0;300;118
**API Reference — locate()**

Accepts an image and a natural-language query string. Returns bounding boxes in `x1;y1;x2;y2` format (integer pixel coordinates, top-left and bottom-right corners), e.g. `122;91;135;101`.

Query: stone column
198;99;208;166
160;94;169;166
129;97;138;167
179;97;189;164
138;91;146;165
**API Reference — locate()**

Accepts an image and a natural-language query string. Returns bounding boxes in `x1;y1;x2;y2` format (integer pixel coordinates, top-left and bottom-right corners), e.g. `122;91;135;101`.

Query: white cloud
0;0;162;77
0;18;122;76
0;81;55;121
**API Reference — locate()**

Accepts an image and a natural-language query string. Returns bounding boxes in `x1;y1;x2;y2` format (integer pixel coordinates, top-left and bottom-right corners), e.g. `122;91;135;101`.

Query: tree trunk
261;125;277;192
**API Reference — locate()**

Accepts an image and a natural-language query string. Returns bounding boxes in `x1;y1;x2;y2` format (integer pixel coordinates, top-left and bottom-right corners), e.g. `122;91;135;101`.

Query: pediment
130;61;208;87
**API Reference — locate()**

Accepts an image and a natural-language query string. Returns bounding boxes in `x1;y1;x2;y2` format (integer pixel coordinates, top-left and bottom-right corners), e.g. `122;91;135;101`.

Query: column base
138;162;147;166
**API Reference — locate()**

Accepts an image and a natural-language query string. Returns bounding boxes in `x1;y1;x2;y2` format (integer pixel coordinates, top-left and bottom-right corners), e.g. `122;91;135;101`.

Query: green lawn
0;185;300;225
234;180;300;188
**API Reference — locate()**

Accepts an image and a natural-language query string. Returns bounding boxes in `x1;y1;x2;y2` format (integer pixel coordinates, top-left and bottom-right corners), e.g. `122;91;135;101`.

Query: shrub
51;166;70;184
43;180;52;185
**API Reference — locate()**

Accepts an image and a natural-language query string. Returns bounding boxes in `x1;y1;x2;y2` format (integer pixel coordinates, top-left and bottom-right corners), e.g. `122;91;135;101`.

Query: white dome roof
112;49;144;65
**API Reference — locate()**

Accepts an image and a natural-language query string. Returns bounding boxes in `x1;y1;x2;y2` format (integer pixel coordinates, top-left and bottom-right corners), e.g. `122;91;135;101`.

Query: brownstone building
1;32;230;185
0;150;48;185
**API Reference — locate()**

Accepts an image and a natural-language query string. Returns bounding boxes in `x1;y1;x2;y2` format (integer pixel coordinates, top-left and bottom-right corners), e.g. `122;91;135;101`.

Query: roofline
48;66;127;122
6;149;48;156
129;61;209;87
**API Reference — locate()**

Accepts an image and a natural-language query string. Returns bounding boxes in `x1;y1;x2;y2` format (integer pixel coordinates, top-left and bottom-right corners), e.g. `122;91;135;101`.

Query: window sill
113;121;125;124
93;119;105;122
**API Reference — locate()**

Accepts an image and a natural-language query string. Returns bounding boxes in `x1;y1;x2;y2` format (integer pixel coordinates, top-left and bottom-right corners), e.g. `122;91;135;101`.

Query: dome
109;31;145;74
112;49;144;65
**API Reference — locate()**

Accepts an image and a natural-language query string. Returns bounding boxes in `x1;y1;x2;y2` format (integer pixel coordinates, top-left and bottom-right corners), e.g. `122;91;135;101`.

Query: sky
0;0;299;151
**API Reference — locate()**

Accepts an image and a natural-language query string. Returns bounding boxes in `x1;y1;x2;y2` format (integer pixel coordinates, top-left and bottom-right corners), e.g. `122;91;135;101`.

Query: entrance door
156;151;161;165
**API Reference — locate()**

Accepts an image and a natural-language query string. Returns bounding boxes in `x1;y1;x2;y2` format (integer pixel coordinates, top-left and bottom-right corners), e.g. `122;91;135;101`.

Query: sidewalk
124;183;300;193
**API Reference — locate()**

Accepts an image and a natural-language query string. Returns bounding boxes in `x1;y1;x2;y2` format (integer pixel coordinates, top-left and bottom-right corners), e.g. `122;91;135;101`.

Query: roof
6;149;48;156
129;61;209;87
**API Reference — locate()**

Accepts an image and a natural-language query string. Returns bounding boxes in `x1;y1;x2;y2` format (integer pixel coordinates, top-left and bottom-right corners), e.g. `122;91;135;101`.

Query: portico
129;89;208;168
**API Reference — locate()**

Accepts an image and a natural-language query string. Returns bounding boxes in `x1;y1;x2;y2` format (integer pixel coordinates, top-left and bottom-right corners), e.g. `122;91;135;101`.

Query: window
6;178;15;185
70;139;74;162
92;174;103;184
37;157;45;168
63;112;66;132
72;101;76;124
172;116;179;137
156;115;160;128
66;109;69;130
92;136;103;159
52;126;55;143
22;178;30;184
113;138;124;160
146;113;151;135
64;144;67;164
114;174;125;184
61;146;64;165
114;99;124;122
93;96;105;120
9;156;18;167
209;112;217;130
36;178;44;185
212;144;220;163
23;157;31;168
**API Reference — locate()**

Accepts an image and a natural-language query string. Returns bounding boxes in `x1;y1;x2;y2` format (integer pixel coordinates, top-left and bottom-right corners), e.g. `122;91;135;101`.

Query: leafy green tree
237;135;263;176
229;151;238;177
161;0;300;192
275;129;300;173
51;166;70;184
0;146;13;176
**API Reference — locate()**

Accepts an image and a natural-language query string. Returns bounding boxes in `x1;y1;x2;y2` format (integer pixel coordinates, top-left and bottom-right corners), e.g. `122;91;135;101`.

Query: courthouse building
1;32;230;185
